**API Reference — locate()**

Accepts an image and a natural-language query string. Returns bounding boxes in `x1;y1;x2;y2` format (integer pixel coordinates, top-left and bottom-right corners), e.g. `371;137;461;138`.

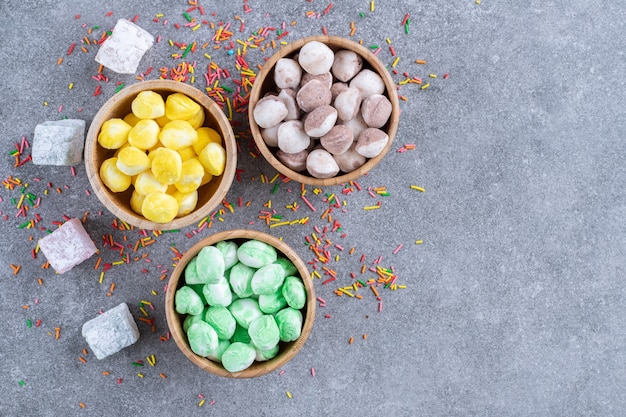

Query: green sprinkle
132;362;144;367
369;45;378;49
19;380;25;387
222;85;233;93
183;12;192;22
115;83;125;93
18;221;30;229
26;319;32;328
359;12;365;17
405;20;410;35
181;43;193;59
271;183;279;194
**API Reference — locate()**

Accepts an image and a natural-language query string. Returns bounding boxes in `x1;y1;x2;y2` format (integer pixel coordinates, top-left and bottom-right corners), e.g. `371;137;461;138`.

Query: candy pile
253;40;393;178
97;90;227;223
175;239;307;373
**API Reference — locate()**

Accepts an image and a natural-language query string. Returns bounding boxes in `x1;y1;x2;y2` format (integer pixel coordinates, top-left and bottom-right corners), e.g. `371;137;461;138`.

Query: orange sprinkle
159;373;167;379
79;357;87;363
54;327;61;340
38;278;43;286
102;371;110;376
371;286;379;298
349;337;354;344
83;348;88;355
94;257;102;270
79;402;86;409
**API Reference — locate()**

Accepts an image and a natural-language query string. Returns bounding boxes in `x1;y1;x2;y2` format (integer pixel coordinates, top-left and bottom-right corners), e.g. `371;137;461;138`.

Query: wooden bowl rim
85;80;237;231
165;229;316;378
249;35;400;186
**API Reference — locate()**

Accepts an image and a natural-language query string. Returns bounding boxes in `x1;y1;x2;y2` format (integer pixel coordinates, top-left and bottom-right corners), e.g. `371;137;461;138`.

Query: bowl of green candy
165;229;316;378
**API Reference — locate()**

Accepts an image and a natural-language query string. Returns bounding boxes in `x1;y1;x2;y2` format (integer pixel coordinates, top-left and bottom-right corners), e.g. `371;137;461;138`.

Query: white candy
278;120;311;154
340;112;369;139
355;128;389;158
333;87;362;122
304;105;337;137
306;148;340;179
274;58;302;89
32;119;85;166
95;19;154;74
298;41;334;75
261;124;281;147
331;50;363;82
349;69;385;98
333;143;367;172
278;89;300;121
38;218;97;274
253;96;288;128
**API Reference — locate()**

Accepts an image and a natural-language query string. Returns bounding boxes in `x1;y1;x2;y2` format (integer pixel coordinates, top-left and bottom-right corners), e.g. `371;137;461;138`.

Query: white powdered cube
95;19;154;74
38;218;97;274
82;303;140;359
32;119;85;166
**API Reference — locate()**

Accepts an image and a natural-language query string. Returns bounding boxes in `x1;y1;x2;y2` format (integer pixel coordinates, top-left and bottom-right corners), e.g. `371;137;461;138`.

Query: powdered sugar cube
38;218;97;274
32;119;85;166
95;19;154;74
82;303;140;359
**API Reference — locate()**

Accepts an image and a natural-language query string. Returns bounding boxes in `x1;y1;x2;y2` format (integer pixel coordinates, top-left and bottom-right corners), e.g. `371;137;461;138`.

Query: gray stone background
0;1;624;416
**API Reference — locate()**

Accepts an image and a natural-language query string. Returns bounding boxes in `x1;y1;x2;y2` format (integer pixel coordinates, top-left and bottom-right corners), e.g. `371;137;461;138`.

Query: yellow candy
177;146;196;162
100;157;131;192
141;192;179;223
130;190;146;215
172;190;198;217
187;108;205;129
159;120;198;150
150;147;182;185
198;142;226;176
200;169;214;186
123;112;142;127
98;118;131;149
116;146;150;176
165;92;201;121
128;119;160;150
193;127;222;154
132;90;166;119
155;114;171;128
175;158;205;193
134;170;168;195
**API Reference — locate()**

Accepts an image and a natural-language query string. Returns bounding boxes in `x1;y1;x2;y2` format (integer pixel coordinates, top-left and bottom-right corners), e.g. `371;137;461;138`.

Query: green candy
221;342;256;373
237;240;277;268
183;308;207;332
216;240;239;270
228;262;255;298
206;339;231;363
202;278;233;307
204;306;236;340
228;298;263;329
274;307;303;342
255;344;280;362
195;245;225;284
175;286;204;316
187;321;219;357
281;276;307;309
248;315;280;351
251;264;285;295
274;257;298;277
258;289;287;314
184;257;205;284
230;324;252;344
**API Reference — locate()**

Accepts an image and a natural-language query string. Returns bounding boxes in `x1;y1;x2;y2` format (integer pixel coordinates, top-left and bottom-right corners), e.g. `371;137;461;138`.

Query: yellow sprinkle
155;13;164;17
421;83;430;90
112;260;124;265
269;221;290;228
137;373;144;378
429;73;437;78
363;205;380;210
476;0;481;3
204;53;212;59
68;83;74;90
151;290;158;296
398;285;407;289
286;392;293;399
99;271;104;284
168;39;174;46
415;240;423;245
140;307;148;317
386;38;391;44
192;24;201;31
338;288;354;297
370;1;375;12
199;400;205;407
391;57;400;68
410;185;425;192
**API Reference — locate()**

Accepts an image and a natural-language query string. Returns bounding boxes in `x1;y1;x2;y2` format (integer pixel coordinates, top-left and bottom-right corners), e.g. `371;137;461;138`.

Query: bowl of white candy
249;35;400;186
165;229;315;378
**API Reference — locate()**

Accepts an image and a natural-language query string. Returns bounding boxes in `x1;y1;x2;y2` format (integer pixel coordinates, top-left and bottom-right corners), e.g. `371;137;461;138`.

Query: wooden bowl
85;80;237;231
165;229;316;378
249;35;400;186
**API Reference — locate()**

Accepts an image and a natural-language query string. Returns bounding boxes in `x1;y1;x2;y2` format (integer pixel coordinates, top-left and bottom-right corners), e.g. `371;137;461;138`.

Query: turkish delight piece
38;218;97;274
32;119;85;166
95;19;154;74
82;303;140;359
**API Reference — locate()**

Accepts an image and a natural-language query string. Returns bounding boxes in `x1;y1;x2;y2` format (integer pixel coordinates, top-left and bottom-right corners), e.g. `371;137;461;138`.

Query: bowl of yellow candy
85;80;237;230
